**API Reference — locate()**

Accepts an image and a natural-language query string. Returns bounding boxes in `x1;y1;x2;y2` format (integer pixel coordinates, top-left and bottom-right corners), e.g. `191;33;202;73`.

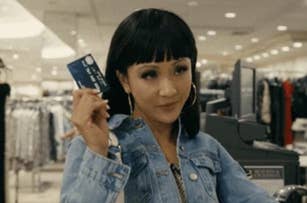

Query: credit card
67;54;110;93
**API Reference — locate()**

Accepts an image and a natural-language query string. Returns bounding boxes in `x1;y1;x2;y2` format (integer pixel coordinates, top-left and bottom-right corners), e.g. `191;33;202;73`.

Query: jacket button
189;173;198;181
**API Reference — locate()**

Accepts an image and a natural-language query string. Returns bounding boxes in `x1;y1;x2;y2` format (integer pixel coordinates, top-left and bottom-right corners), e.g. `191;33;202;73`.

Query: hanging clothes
292;76;307;120
282;80;294;146
0;83;10;203
269;79;285;146
257;79;271;124
5;98;73;171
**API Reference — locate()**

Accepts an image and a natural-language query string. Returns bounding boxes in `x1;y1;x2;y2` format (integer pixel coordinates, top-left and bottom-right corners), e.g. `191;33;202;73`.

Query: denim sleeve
60;136;130;203
216;141;278;203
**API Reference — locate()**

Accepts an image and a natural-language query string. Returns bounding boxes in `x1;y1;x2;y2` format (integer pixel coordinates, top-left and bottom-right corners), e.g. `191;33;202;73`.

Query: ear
116;70;131;93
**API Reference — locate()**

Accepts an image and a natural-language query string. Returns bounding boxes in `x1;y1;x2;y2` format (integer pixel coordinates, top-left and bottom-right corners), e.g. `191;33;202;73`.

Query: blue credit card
67;54;110;93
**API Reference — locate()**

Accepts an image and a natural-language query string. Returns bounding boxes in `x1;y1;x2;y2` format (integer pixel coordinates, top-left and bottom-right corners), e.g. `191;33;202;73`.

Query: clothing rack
6;96;73;203
12;158;42;203
257;75;307;147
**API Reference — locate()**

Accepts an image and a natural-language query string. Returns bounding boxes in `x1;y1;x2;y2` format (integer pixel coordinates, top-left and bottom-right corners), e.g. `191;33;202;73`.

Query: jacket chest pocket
123;146;153;202
190;153;222;200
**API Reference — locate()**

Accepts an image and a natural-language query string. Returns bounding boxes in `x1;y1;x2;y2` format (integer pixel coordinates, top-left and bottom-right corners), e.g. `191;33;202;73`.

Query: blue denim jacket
61;114;277;203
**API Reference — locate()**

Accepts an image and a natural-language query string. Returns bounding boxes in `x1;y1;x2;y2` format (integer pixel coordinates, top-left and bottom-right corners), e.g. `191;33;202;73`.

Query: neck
132;111;176;144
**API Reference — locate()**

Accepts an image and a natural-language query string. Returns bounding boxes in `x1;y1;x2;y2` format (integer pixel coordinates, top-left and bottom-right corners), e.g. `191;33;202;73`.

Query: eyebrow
139;58;187;69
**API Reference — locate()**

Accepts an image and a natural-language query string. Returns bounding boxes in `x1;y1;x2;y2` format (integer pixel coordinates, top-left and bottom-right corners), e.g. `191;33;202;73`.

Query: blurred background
1;0;307;202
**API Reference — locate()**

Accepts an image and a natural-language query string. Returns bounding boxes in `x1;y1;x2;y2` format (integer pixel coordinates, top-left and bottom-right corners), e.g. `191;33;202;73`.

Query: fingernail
92;89;100;93
106;105;110;110
87;120;92;127
106;113;110;118
104;99;109;103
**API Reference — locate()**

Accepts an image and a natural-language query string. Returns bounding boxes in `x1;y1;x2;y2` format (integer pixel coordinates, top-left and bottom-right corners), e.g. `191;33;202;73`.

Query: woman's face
118;57;192;125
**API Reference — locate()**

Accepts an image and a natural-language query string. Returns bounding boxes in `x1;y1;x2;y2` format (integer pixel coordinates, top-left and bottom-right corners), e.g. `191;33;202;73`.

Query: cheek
130;82;154;105
180;76;192;99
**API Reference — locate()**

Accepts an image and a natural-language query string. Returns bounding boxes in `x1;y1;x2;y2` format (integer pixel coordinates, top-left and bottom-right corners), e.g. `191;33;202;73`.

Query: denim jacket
61;114;277;203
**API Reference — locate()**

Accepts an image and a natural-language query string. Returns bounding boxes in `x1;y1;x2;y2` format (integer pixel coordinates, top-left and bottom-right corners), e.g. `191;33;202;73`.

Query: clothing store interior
1;0;307;202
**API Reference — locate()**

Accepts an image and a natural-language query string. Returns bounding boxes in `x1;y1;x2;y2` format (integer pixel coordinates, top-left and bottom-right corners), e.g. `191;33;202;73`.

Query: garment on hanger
5;98;73;171
269;79;284;146
292;76;307;120
282;80;294;145
257;79;271;124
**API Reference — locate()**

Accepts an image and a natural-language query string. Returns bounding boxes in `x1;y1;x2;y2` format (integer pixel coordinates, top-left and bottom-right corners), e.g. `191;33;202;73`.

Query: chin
156;110;181;124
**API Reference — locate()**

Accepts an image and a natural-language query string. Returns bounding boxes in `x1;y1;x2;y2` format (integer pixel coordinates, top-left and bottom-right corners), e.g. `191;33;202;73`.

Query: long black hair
104;8;200;138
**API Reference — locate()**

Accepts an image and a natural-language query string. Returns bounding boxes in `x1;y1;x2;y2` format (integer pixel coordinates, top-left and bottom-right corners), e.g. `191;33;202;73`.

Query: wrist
88;144;108;157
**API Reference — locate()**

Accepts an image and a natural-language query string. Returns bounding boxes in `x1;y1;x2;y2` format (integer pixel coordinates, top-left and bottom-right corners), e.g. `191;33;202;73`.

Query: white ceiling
1;0;307;84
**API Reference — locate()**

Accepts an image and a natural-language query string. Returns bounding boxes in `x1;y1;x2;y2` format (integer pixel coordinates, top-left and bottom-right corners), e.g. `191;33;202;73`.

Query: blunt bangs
113;9;197;73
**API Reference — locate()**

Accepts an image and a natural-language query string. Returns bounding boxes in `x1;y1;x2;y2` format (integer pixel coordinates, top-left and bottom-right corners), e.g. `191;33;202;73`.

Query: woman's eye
141;70;157;79
175;65;188;75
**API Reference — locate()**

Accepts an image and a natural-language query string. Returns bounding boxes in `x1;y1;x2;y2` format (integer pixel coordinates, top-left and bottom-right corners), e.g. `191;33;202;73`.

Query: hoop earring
181;83;197;114
190;83;197;107
127;93;133;115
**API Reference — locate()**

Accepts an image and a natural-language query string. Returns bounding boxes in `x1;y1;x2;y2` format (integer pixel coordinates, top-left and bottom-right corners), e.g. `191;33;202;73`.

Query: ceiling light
42;45;75;59
36;67;42;73
187;1;198;7
78;38;87;47
222;51;229;56
70;30;77;36
246;57;253;62
196;62;201;68
41;29;76;59
281;46;290;52
201;59;208;64
225;12;236;19
51;70;58;76
251;38;259;43
253;55;261;60
270;49;279;55
293;42;303;48
12;54;19;60
51;66;58;76
235;45;242;50
78;38;84;43
31;74;37;80
277;25;288;31
198;35;206;41
262;52;269;58
207;30;216;36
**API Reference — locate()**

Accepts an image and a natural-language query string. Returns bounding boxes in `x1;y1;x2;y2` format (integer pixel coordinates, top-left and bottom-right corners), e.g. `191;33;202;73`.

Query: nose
159;79;177;97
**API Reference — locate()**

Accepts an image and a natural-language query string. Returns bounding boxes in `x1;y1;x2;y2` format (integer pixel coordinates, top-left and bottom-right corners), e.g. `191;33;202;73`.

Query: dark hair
104;8;200;137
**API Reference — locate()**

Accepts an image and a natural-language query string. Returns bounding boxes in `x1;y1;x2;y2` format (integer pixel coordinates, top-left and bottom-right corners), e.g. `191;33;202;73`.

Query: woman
61;8;277;203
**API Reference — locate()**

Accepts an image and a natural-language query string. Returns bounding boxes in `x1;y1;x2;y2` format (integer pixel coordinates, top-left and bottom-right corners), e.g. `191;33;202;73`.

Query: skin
71;89;110;156
117;57;192;163
71;57;192;163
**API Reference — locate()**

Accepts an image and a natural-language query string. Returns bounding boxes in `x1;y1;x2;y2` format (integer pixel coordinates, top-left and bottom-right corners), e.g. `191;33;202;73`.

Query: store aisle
8;163;63;203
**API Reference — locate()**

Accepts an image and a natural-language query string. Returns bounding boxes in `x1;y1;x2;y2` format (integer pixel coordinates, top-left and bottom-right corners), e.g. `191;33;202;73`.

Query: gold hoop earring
190;83;197;106
127;93;133;115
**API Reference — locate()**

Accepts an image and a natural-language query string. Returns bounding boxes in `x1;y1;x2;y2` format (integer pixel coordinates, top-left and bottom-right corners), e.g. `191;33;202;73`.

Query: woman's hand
71;89;110;156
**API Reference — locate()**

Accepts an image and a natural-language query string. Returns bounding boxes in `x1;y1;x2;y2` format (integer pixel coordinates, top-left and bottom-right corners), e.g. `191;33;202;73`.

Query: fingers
71;88;110;132
72;88;100;109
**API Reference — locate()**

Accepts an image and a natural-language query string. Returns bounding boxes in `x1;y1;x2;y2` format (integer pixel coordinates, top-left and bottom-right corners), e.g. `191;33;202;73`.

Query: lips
158;101;178;107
